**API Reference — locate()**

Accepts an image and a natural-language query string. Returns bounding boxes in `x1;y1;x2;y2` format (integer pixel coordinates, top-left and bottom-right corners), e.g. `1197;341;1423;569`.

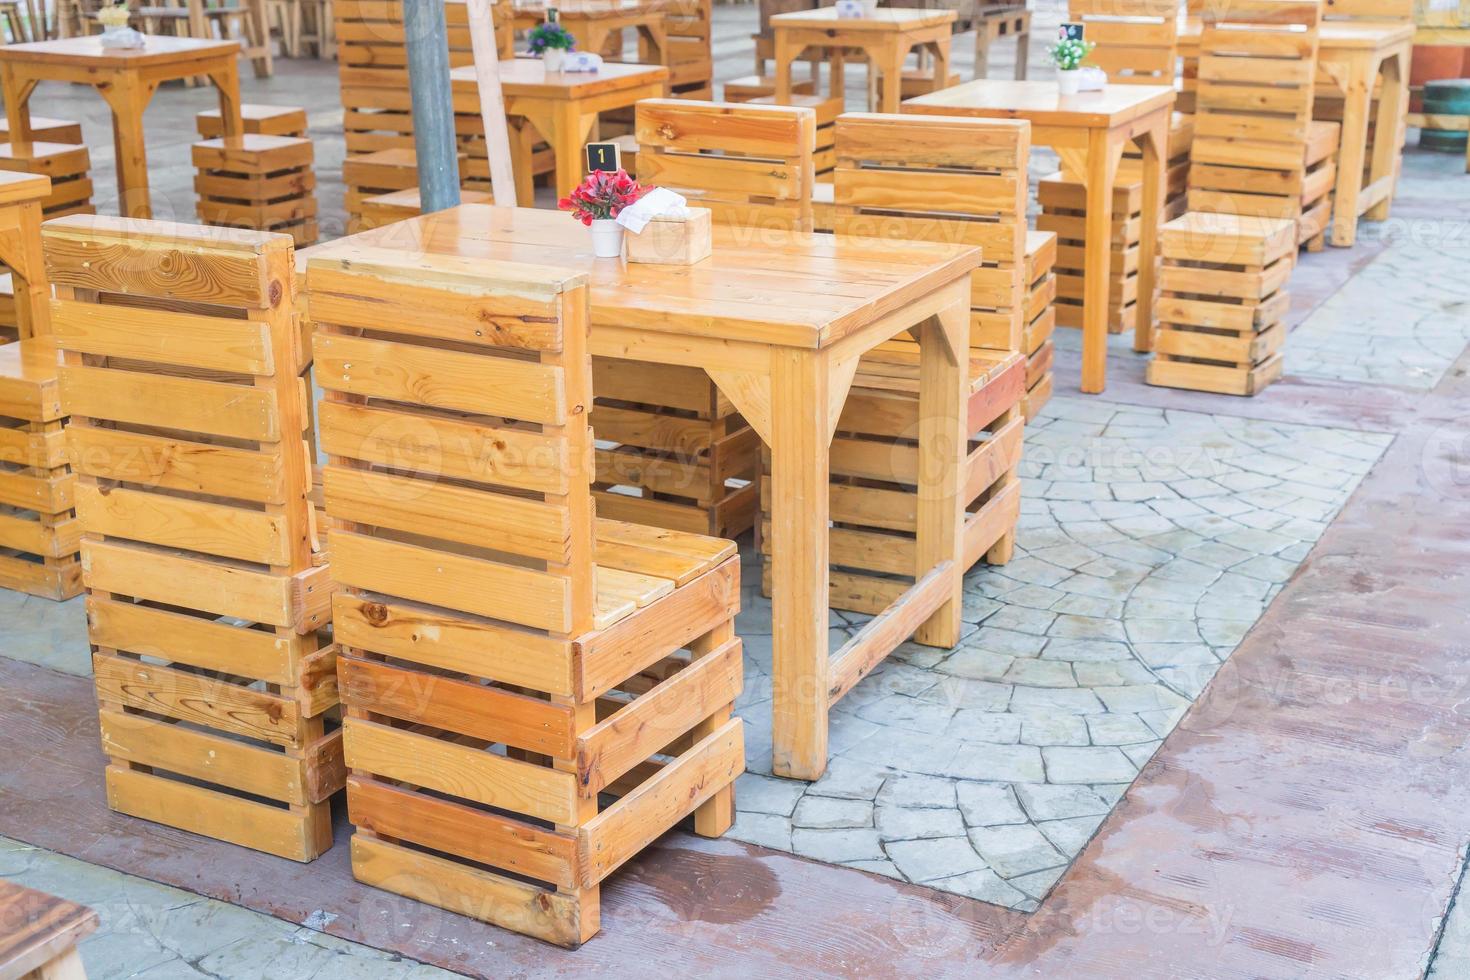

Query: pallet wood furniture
0;115;80;143
772;7;956;114
1023;229;1056;420
905;79;1174;392
585;99;810;539
196;102;306;138
449;59;670;204
0;170;79;601
0;881;98;980
791;112;1026;611
1039;173;1149;336
308;249;744;947
136;0;273;79
1179;14;1413;247
49;214;339;861
1189;0;1339;252
302;203;979;783
662;0;712;98
974;2;1030;80
1147;211;1295;396
0;35;244;219
511;0;671;66
192;133;318;246
0;140;93;219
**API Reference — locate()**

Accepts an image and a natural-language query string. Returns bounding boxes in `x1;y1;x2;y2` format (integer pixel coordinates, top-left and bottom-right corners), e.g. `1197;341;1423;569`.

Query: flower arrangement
558;169;647;226
527;22;577;55
1049;37;1095;72
97;2;131;28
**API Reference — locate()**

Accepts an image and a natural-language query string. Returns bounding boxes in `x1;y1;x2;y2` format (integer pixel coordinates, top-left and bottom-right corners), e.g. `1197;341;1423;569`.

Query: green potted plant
1049;36;1095;96
528;22;576;72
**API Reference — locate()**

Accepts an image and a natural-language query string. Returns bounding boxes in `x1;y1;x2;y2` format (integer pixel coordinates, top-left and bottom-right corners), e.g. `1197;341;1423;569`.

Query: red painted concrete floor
7;341;1470;977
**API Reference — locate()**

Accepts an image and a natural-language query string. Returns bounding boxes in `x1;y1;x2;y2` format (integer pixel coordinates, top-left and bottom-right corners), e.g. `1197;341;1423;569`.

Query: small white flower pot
1057;69;1082;96
861;0;880;15
543;48;566;72
590;218;624;258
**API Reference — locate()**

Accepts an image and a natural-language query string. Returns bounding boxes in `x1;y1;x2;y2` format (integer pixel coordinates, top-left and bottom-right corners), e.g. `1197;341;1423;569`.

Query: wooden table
0;35;243;218
512;0;671;65
303;205;980;782
0;880;98;979
1179;19;1415;248
449;59;669;201
906;80;1175;394
772;7;956;114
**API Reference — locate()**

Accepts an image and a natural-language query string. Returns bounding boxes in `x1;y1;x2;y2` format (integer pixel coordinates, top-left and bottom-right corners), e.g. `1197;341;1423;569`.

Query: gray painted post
404;0;461;212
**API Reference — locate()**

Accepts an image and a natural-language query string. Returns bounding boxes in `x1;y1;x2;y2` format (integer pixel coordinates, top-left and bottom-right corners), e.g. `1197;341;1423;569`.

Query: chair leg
1014;17;1030;81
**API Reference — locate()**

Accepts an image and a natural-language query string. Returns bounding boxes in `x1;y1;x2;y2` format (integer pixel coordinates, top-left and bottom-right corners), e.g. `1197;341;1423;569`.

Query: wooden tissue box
625;207;712;265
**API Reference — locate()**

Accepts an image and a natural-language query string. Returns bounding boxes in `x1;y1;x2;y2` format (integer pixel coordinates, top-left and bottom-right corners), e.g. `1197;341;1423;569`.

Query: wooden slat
65;426;285;504
87;595;300;684
50;298;275;374
74;483;288;565
60;366;279;442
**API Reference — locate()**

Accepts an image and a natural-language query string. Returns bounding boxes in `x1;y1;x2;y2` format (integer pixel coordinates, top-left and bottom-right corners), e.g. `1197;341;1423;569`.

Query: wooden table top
0;880;98;978
771;7;957;31
300;205;980;350
904;80;1176;128
512;0;671;20
449;58;669;99
0;33;241;67
1179;18;1416;50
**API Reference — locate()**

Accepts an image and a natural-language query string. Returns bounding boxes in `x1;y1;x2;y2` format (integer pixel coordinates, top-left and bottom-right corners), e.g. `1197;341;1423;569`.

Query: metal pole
404;0;461;212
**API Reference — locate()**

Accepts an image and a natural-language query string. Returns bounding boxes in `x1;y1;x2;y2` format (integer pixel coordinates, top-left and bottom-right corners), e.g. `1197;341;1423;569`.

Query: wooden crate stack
192;128;319;247
308;250;744;948
661;0;713;99
0;171;79;601
1188;0;1337;250
1147;212;1295;395
759;113;1031;614
48;215;340;861
0;140;94;220
1022;229;1057;420
1038;174;1147;336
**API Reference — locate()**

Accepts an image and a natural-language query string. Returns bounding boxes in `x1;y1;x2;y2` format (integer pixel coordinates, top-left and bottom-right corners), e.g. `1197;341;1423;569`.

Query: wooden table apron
772;9;957;115
513;5;669;67
1180;20;1415;248
0;37;243;219
449;61;669;203
299;205;980;782
905;82;1174;394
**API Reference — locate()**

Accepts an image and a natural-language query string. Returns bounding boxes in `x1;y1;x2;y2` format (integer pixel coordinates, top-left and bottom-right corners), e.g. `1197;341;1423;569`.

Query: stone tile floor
728;398;1393;909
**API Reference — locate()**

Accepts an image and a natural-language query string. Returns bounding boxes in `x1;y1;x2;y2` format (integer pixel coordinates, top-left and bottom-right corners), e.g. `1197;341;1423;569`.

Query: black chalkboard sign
1058;22;1084;41
586;141;622;173
546;6;559;22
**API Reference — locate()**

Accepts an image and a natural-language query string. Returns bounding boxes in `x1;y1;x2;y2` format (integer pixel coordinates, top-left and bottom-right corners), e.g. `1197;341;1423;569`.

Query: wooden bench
309;248;744;947
49;215;339;861
1147;211;1295;396
1190;0;1339;251
192;134;319;246
1023;229;1057;420
0;881;98;980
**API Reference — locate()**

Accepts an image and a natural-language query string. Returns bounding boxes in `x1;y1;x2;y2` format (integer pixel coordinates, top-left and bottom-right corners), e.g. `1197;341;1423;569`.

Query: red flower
557;168;648;224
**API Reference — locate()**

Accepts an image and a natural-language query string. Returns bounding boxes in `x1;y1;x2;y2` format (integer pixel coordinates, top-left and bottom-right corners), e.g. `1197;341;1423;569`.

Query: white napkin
616;187;689;234
564;51;604;72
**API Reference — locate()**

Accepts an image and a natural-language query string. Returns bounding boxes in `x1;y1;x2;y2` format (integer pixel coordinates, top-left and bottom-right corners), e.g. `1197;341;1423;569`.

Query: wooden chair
192;134;319;246
0;171;80;601
48;214;339;860
308;248;744;948
1189;0;1338;250
0;141;95;219
1022;229;1057;420
1039;173;1150;337
761;112;1029;615
661;0;713;98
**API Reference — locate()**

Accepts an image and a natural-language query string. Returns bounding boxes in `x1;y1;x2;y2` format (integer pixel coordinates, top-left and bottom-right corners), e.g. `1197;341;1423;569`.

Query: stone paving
727;398;1392;909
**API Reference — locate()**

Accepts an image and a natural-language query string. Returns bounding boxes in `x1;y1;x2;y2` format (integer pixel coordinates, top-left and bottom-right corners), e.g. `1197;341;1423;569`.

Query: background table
512;0;671;65
304;204;980;783
450;59;668;202
772;7;956;114
906;80;1175;394
0;35;243;218
1180;19;1415;248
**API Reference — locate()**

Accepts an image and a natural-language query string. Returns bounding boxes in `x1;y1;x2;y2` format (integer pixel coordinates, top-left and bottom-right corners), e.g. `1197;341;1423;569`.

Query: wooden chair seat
0;117;83;144
722;73;817;102
196;103;308;139
0;337;60;419
593;517;736;627
1307;119;1342;167
0;141;95;218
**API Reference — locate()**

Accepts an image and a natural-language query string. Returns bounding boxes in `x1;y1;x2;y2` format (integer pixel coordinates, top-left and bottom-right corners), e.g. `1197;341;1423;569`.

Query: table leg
1077;129;1122;394
1365;48;1408;223
769;347;832;781
932;35;951;93
913;294;968;648
638;19;667;67
1134;117;1168;354
550;104;596;200
98;75;157;219
1;67;35;153
880;42;904;114
510;118;536;206
1329;53;1372;248
207;57;244;138
774;27;793;103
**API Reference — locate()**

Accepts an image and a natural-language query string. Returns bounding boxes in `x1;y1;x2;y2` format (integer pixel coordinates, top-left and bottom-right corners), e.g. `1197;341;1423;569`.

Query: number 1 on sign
586;142;622;173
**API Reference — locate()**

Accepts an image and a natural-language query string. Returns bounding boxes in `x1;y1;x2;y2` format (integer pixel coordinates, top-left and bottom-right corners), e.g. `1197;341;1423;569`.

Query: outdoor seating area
2;0;1470;977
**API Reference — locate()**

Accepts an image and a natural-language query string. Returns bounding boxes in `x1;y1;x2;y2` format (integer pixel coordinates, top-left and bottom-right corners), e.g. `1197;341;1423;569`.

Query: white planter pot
590;219;624;258
861;0;880;15
543;48;566;72
1057;69;1081;96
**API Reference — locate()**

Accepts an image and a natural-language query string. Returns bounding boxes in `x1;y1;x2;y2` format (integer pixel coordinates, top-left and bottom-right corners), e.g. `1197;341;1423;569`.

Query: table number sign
1059;22;1084;41
586;141;622;173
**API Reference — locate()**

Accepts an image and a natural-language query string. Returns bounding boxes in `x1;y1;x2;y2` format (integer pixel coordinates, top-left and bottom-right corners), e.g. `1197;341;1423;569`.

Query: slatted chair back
833;112;1030;351
1189;0;1323;220
46;216;318;585
308;247;598;639
1321;0;1413;21
634;99;817;233
1069;0;1180;86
